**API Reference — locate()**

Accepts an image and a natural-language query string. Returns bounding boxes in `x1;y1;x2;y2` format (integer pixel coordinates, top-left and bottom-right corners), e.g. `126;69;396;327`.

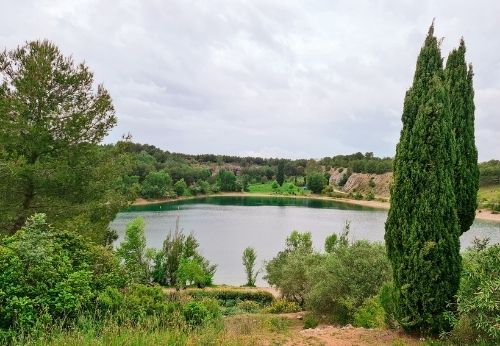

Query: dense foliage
445;39;479;234
447;243;500;344
0;214;125;339
0;41;133;243
149;217;216;288
306;172;328;194
116;218;150;284
265;228;391;325
386;24;467;334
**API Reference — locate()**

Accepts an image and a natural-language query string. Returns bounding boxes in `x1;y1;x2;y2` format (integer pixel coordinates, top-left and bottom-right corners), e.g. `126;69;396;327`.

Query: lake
111;196;500;286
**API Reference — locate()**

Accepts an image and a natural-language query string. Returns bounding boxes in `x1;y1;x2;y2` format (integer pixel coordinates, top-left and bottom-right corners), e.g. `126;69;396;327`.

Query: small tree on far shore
242;247;258;287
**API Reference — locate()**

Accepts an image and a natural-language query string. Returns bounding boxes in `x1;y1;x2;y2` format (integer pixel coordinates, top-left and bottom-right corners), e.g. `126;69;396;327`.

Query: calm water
111;196;500;286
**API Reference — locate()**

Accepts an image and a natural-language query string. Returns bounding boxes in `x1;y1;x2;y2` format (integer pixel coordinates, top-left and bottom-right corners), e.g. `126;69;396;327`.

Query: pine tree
385;24;461;333
445;39;479;235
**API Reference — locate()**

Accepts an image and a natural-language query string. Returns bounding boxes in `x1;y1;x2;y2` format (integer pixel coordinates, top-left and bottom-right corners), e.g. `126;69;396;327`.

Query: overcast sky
1;1;499;160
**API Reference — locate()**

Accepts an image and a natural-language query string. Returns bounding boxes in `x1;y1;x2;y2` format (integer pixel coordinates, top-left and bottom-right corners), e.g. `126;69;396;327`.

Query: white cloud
1;0;499;160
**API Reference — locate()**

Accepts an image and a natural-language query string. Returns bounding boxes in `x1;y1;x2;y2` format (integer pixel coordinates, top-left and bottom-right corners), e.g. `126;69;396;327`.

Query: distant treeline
120;143;394;173
117;143;498;196
478;160;500;185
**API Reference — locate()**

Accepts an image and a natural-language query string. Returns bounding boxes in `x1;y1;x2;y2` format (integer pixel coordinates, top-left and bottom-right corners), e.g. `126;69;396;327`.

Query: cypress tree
276;160;285;186
385;25;461;333
445;40;479;234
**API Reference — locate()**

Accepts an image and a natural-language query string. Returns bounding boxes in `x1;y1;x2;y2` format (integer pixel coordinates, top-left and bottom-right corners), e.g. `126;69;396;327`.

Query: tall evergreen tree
385;25;461;333
445;39;479;235
276;160;285;186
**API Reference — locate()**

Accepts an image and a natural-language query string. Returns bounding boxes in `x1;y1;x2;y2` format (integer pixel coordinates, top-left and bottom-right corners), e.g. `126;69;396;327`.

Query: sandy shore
132;192;500;223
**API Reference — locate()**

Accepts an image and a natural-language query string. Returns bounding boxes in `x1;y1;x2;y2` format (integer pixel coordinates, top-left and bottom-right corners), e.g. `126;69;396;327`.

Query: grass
247;181;310;196
478;184;500;210
18;314;295;346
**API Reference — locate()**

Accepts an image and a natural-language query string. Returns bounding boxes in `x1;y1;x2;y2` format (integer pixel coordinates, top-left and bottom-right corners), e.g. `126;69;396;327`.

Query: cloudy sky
1;1;499;160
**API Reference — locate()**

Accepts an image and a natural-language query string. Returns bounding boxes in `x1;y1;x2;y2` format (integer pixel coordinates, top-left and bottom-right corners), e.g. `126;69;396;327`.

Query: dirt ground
223;312;425;346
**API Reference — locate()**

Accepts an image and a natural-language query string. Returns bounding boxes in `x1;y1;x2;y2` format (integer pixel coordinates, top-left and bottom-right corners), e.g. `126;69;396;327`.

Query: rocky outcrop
329;168;392;198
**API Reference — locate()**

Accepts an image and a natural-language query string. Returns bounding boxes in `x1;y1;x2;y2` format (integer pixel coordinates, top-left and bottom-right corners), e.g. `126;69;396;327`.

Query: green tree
141;170;172;199
264;231;314;304
445;39;479;234
0;214;124;333
242;247;258;287
116;217;150;284
174;178;188;196
385;24;461;333
216;169;237;192
0;40;128;241
306;240;391;324
152;216;216;287
276;160;285;186
307;172;327;193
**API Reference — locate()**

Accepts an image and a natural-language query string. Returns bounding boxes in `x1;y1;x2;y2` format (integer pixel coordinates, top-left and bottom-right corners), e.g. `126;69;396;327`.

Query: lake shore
132;192;500;223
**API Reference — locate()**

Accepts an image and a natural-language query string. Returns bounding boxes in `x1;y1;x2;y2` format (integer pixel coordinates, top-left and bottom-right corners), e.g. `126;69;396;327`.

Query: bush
116;217;150;284
236;300;261;313
0;214;124;336
120;284;174;324
174;178;188;196
379;282;397;328
216;170;238;192
338;169;351;187
354;191;363;200
183;301;209;327
303;313;319;329
307;172;327;193
306;240;391;324
353;296;385;328
366;191;375;201
447;244;500;344
141;170;173;199
264;299;301;314
187;289;274;306
264;231;318;305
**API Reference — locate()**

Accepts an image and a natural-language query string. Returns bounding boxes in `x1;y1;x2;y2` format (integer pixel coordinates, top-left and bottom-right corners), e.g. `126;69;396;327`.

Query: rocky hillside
329;168;392;198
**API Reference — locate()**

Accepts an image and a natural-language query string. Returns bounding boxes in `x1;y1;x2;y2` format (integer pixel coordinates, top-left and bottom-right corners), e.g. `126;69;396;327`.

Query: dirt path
291;325;422;346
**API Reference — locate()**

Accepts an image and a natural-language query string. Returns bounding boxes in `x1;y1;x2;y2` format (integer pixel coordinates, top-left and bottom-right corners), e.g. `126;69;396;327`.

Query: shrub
307;172;327;193
366;191;375;201
264;299;301;314
116;217;150;284
177;257;212;288
306;240;391;324
368;177;376;188
354;296;385;328
354;191;363;200
183;301;209;327
119;284;174;323
181;298;221;328
216;170;238;192
265;231;318;305
174;178;188;196
447;244;500;344
264;316;291;332
236;300;261;313
187;289;274;305
379;282;397;328
338;169;351;187
0;214;124;337
151;218;216;288
303;313;319;329
141;170;173;199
